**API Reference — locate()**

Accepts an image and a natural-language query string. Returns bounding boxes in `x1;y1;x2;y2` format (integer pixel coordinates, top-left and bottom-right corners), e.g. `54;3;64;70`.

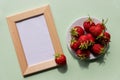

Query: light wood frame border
7;5;63;76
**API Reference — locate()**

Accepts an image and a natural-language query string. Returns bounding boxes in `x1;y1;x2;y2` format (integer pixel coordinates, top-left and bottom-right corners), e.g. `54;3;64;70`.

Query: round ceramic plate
66;16;108;60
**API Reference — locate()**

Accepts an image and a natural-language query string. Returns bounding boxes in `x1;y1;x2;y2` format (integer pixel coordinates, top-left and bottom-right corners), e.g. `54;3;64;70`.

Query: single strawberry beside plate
55;53;66;65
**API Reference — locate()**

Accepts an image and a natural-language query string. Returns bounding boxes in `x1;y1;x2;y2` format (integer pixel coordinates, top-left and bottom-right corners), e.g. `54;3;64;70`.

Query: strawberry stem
55;53;60;58
96;32;104;40
71;28;78;37
102;19;108;31
71;37;75;43
104;18;108;24
102;18;108;25
100;47;105;54
88;15;92;21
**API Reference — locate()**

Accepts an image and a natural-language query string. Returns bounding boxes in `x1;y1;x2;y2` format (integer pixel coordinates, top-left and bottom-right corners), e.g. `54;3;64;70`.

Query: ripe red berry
96;32;111;45
86;33;95;46
83;17;95;33
101;32;111;45
70;39;80;51
71;26;84;38
78;35;89;50
89;25;104;37
55;53;66;65
91;44;104;56
96;23;106;31
76;49;90;60
103;32;111;42
79;35;88;42
96;19;107;31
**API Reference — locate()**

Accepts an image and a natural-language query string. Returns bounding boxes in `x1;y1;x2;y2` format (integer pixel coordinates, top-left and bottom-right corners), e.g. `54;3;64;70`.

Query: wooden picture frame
7;5;63;76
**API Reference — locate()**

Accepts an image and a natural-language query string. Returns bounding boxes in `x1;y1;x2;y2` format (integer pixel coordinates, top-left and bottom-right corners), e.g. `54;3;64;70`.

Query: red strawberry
96;19;107;31
86;33;95;46
83;17;95;32
71;26;84;38
76;49;90;60
103;32;111;43
89;25;104;37
70;38;80;51
79;34;88;42
100;32;111;45
78;35;89;50
55;53;66;65
96;23;105;31
96;32;111;45
91;44;104;56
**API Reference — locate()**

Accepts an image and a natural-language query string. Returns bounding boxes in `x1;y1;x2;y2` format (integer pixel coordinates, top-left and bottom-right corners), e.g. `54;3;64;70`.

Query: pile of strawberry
70;17;111;60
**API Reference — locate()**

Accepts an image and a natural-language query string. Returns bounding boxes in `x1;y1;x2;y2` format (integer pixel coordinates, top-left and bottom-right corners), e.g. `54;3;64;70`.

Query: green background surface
0;0;120;80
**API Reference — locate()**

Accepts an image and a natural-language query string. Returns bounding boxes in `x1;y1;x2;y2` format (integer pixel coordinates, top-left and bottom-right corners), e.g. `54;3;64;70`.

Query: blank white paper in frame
16;15;55;66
